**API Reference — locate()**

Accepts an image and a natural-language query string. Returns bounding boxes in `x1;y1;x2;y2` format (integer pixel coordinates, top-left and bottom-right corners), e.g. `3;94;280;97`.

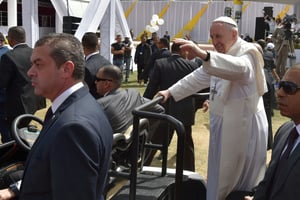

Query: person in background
272;20;291;78
147;32;159;54
163;31;170;43
244;33;253;42
0;32;9;59
134;35;152;85
0;26;45;143
111;34;125;73
123;36;133;83
82;32;111;99
144;42;199;171
158;16;268;200
256;39;280;150
143;37;171;85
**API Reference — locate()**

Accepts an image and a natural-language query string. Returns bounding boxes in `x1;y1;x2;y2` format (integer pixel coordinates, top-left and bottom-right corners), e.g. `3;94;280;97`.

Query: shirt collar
51;82;84;113
85;51;99;61
12;43;26;49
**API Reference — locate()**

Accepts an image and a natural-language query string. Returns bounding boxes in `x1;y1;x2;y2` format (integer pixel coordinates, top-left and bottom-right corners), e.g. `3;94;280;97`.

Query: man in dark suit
82;32;111;99
134;35;152;85
143;43;198;171
143;37;171;84
245;64;300;200
0;26;45;143
0;33;113;200
96;65;164;134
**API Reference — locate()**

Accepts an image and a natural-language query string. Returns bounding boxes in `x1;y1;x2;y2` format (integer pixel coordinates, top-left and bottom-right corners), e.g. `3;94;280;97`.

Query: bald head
95;65;123;96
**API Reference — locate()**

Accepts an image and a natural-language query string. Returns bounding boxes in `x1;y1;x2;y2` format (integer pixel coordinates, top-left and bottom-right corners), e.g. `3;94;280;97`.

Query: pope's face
210;22;237;53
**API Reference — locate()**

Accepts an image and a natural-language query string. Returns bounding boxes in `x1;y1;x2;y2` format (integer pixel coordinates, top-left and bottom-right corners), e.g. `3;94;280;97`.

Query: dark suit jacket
19;87;113;200
84;53;111;99
143;48;171;80
134;43;152;66
254;121;300;200
0;44;45;119
143;54;198;126
97;88;164;134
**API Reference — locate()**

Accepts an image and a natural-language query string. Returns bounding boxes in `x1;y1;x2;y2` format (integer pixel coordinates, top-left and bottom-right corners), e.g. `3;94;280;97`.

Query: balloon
152;14;159;21
150;19;157;26
146;25;152;32
157;18;164;25
149;26;155;33
152;25;159;32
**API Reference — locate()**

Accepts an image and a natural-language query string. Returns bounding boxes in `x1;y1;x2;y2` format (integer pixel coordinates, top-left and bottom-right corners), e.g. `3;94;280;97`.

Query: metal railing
129;96;186;200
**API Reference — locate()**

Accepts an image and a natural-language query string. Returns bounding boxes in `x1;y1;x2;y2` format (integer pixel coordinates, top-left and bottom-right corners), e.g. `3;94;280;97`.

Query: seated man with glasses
244;63;300;200
95;64;164;135
95;65;164;166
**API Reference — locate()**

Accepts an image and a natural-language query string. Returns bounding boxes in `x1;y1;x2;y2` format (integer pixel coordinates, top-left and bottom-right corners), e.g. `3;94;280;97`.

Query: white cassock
168;38;268;200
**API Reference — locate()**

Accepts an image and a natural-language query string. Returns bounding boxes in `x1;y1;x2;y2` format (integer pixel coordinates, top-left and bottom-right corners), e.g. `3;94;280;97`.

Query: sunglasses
95;77;113;82
278;81;300;95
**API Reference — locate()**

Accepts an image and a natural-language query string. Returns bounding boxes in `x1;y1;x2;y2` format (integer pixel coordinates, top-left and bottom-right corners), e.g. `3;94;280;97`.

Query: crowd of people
0;13;299;200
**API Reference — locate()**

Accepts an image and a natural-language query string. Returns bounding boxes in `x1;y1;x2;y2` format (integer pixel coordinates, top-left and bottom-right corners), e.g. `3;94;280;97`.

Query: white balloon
148;27;154;33
152;14;159;21
152;25;159;32
146;25;152;32
150;19;157;26
157;18;164;25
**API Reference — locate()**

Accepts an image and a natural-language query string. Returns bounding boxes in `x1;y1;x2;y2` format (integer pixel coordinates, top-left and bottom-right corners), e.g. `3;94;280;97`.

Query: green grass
121;71;146;94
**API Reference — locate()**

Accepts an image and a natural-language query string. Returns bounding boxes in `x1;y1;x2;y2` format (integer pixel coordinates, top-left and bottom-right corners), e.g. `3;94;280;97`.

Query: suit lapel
270;124;296;198
22;87;89;178
272;141;300;194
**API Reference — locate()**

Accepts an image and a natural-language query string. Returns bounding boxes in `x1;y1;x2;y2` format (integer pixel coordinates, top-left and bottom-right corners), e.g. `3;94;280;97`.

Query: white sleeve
169;67;210;102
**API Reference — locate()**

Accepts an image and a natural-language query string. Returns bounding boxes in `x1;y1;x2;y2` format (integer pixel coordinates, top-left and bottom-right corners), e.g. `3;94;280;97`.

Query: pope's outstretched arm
157;90;171;103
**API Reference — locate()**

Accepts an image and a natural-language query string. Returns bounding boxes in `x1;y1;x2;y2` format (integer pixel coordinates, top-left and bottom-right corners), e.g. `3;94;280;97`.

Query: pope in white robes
158;16;268;200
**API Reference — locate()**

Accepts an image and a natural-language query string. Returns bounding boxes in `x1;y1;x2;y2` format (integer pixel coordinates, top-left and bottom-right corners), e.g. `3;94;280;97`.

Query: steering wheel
12;114;44;152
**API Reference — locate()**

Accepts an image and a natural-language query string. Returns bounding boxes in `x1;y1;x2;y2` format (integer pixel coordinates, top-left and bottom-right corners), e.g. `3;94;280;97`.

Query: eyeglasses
278;81;300;95
95;77;113;82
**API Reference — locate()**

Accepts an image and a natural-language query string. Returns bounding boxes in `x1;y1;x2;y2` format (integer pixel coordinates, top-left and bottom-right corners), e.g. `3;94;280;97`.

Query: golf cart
0;114;43;190
108;96;206;200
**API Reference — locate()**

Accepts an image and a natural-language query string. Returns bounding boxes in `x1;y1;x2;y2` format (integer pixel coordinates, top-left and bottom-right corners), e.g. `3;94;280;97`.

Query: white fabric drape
75;0;112;60
22;0;39;47
50;0;80;33
116;0;131;39
75;0;130;62
75;0;110;40
100;0;115;62
50;0;67;34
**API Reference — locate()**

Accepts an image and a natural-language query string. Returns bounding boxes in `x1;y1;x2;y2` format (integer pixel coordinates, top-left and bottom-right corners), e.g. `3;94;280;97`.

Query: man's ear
232;29;238;39
61;61;75;78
